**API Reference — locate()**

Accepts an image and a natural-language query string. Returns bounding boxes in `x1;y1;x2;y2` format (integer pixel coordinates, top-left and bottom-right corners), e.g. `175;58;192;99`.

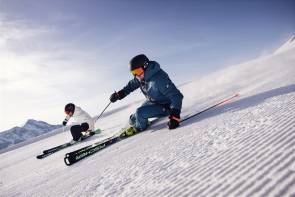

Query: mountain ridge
0;119;62;150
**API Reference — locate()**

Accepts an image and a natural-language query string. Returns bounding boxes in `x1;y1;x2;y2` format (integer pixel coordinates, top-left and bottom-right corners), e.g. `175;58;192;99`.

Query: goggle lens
131;67;144;76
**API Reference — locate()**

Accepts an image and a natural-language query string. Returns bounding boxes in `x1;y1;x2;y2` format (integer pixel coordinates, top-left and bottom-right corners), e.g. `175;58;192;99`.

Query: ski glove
168;108;181;130
110;90;126;103
62;120;67;126
63;115;71;126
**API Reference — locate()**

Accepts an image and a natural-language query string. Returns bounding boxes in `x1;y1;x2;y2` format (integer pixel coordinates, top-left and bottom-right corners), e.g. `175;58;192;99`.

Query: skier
110;54;183;135
63;103;95;141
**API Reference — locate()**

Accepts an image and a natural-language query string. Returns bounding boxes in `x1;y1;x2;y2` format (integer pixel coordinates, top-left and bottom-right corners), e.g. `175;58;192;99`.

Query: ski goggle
131;67;144;76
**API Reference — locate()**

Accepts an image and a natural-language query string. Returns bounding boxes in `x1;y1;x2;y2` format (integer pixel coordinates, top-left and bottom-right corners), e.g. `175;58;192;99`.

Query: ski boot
78;131;95;141
86;130;96;136
120;127;138;137
83;128;101;137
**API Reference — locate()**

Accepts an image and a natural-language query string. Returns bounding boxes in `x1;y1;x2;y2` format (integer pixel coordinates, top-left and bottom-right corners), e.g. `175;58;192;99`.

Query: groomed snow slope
0;41;295;197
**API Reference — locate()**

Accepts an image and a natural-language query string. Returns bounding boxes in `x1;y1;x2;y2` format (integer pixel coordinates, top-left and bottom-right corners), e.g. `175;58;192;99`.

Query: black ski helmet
65;103;75;113
129;54;149;71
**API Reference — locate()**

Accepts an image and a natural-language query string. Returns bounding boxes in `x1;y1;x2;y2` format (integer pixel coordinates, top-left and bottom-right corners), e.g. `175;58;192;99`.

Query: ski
64;93;240;166
64;135;119;165
36;129;101;159
37;142;75;159
64;118;163;166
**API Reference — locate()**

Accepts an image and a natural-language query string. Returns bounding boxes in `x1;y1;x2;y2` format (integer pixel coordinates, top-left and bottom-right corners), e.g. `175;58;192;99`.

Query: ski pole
95;101;112;121
180;93;240;123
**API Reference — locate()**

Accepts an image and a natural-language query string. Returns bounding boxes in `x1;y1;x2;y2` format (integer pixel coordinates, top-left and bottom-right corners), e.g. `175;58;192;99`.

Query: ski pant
129;101;170;131
70;122;89;141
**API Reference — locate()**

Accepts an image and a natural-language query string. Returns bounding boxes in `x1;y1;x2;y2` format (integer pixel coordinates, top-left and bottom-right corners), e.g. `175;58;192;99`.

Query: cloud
0;15;112;131
0;11;208;131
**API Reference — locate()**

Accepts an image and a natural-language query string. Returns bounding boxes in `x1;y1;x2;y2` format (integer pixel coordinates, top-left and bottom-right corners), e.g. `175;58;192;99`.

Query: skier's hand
62;118;69;126
168;118;179;129
110;92;119;103
109;90;126;103
168;108;181;130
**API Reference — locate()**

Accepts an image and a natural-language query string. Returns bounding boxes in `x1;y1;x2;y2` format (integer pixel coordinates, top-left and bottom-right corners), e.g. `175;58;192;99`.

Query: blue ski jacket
122;61;183;111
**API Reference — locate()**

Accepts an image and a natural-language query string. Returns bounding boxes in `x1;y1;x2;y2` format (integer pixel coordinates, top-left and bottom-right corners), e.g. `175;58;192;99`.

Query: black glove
167;108;181;130
110;90;126;103
62;120;67;126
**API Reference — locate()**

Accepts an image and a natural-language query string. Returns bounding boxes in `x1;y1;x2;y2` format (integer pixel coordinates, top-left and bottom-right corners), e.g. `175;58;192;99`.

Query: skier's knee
135;107;144;117
81;123;89;131
70;125;80;132
135;107;150;119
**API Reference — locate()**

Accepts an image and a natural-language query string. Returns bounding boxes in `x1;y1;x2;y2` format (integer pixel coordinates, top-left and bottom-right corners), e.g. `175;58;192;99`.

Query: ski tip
64;155;74;166
64;157;71;166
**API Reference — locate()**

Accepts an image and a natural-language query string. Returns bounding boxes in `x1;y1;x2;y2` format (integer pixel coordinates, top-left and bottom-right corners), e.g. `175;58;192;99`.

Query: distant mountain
0;119;62;150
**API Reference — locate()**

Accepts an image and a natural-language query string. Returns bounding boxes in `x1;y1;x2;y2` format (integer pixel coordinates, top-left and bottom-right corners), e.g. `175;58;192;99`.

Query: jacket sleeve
63;115;71;125
158;77;183;112
122;78;141;96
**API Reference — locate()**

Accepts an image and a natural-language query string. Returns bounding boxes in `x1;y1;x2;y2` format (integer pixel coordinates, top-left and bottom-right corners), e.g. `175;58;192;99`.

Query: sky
0;0;294;131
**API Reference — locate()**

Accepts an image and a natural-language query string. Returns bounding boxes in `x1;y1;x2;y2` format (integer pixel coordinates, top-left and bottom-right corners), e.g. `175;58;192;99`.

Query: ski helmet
65;103;75;114
129;54;149;71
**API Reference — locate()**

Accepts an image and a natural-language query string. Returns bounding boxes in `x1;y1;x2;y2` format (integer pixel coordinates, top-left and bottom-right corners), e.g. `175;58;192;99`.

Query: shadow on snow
180;84;295;129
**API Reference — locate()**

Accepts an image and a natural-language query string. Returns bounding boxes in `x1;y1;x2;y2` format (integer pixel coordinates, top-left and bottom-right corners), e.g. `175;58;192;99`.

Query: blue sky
0;0;294;131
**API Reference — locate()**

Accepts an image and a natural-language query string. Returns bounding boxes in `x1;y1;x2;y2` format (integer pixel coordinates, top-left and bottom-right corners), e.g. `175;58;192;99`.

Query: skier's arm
158;79;183;112
110;78;141;103
158;77;183;129
122;78;141;96
62;115;71;126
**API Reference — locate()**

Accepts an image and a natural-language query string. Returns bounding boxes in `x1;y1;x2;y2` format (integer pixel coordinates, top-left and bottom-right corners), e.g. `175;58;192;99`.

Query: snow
0;40;295;196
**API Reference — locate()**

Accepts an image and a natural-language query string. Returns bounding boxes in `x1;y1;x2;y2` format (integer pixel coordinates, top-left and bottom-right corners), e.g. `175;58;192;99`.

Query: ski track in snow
1;41;295;196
